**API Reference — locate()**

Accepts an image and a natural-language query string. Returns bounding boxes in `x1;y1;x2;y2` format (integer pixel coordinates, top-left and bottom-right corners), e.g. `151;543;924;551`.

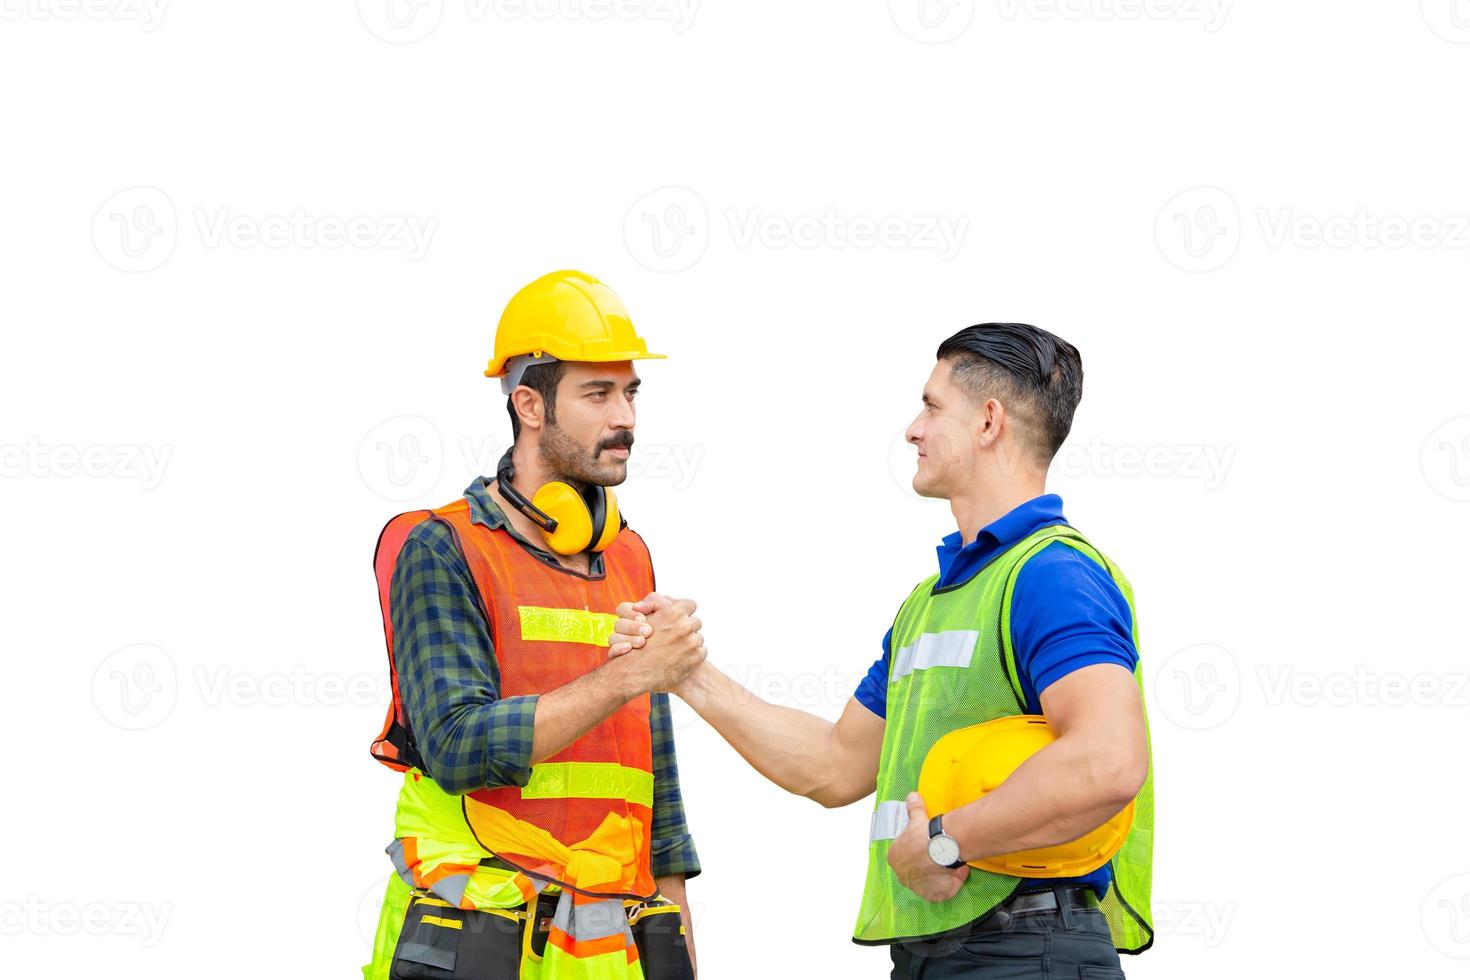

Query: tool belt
969;886;1101;934
387;887;693;980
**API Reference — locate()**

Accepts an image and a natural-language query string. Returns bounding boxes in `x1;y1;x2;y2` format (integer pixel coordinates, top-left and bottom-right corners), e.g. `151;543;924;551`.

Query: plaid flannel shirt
388;477;700;880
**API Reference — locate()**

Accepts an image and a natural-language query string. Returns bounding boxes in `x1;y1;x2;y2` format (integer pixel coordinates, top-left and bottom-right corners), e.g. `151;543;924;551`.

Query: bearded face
539;419;633;488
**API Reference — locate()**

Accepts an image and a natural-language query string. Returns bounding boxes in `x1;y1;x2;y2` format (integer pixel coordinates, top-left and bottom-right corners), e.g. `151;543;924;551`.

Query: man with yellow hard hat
362;270;707;979
610;323;1155;976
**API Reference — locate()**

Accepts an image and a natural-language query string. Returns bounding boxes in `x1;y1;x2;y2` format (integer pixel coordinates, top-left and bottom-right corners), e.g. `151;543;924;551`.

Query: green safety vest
852;524;1155;951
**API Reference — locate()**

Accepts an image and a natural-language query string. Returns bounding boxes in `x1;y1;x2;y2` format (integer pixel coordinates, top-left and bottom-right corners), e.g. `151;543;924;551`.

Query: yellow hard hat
485;270;667;381
918;715;1134;879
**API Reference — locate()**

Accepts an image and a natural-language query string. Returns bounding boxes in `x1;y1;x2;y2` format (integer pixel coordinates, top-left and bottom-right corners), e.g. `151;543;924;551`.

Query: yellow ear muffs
590;487;620;553
530;481;594;556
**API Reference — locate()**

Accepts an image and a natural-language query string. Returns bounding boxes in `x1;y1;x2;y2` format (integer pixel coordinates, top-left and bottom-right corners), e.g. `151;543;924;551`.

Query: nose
610;395;636;431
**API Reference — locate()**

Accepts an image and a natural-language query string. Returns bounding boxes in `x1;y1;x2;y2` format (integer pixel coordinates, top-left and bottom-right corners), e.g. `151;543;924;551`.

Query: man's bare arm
942;663;1148;858
678;664;884;808
613;596;884;807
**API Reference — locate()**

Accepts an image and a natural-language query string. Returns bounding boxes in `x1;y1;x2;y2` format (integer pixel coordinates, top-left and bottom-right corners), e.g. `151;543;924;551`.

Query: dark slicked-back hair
936;323;1083;462
507;360;567;442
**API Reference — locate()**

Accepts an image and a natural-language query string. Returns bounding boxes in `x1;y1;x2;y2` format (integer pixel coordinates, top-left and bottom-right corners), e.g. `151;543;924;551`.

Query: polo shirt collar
936;493;1067;579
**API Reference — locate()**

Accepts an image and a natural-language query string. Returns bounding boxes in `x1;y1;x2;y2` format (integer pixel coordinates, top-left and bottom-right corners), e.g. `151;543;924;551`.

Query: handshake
605;592;708;696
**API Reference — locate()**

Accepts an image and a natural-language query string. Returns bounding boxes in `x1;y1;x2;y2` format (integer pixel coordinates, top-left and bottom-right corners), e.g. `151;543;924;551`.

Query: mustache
596;433;634;453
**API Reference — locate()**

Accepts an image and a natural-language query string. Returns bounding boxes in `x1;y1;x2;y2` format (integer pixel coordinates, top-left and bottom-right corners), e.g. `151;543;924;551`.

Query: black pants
888;890;1125;979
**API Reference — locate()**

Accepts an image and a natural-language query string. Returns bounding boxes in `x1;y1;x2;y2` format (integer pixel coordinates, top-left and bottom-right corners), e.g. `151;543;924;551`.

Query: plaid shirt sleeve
389;519;538;795
649;691;701;880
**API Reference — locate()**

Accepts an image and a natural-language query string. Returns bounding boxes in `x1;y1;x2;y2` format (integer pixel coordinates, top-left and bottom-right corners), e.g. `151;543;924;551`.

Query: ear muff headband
495;449;558;532
586;482;607;547
591;489;621;553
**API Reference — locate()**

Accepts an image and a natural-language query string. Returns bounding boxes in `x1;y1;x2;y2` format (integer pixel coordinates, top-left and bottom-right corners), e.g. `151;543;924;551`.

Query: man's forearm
676;662;848;805
943;734;1143;860
530;658;641;764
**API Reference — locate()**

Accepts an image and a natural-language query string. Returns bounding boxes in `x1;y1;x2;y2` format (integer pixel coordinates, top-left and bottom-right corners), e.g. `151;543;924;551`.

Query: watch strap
927;813;966;869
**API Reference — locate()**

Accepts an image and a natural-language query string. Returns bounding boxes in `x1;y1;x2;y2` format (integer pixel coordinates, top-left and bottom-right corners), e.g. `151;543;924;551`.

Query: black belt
971;887;1100;933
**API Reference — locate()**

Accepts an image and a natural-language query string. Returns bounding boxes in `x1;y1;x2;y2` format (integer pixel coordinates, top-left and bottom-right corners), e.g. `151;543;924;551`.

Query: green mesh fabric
852;526;1154;951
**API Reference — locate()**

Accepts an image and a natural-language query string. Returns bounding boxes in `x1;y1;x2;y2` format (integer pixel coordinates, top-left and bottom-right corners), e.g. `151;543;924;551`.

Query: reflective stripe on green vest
852;524;1155;952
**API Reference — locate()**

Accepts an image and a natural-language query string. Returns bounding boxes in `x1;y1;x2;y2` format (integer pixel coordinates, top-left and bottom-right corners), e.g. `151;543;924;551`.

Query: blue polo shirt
854;494;1138;898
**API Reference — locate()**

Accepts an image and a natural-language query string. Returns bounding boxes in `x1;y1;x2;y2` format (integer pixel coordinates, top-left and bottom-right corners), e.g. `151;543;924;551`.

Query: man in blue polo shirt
851;490;1139;908
609;323;1154;977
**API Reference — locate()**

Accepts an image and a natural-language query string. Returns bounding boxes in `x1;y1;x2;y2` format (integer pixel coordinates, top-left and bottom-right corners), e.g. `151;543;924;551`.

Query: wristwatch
926;814;966;869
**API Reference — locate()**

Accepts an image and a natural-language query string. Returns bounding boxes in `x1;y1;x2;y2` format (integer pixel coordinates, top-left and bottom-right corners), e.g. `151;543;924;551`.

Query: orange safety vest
371;495;659;903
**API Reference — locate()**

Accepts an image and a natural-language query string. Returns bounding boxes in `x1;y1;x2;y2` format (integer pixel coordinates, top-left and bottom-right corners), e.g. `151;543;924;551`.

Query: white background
3;1;1470;976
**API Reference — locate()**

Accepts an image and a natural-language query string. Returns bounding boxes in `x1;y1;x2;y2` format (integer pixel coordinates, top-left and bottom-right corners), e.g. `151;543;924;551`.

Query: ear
510;385;545;433
974;396;1006;449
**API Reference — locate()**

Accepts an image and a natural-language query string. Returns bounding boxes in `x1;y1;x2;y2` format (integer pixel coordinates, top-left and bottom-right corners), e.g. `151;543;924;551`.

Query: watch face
927;834;961;868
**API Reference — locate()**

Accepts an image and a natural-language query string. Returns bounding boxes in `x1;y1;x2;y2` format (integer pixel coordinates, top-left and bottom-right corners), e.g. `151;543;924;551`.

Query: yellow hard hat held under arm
917;715;1134;878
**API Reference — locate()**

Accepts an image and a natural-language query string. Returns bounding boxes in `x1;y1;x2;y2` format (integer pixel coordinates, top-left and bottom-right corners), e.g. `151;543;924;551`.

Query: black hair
506;360;567;442
935;323;1083;461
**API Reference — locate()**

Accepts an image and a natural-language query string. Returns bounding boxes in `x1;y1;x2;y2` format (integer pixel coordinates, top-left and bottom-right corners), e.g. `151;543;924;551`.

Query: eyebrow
577;378;642;391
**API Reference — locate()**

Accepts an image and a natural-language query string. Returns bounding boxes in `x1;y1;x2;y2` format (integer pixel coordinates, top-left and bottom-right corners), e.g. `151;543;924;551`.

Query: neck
949;470;1047;546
